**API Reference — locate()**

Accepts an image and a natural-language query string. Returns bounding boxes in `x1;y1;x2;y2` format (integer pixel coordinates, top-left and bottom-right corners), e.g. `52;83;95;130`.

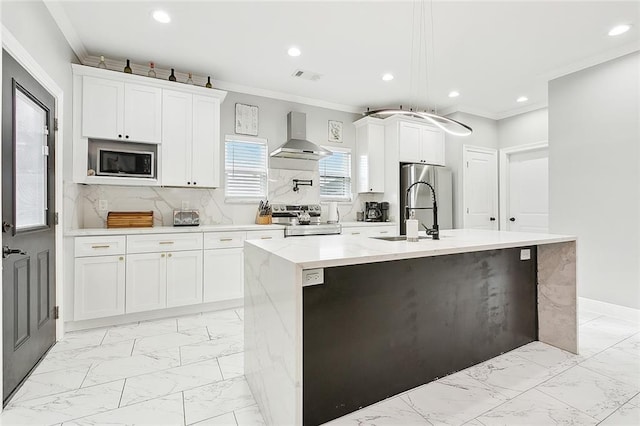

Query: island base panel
302;247;538;426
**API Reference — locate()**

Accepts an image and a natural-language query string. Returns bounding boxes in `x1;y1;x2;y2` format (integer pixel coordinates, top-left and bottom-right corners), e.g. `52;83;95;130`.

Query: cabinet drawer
245;230;284;241
127;233;203;254
366;225;396;236
204;231;246;249
75;236;126;257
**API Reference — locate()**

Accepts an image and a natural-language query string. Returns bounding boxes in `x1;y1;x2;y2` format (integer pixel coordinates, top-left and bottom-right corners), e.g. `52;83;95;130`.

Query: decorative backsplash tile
69;169;383;229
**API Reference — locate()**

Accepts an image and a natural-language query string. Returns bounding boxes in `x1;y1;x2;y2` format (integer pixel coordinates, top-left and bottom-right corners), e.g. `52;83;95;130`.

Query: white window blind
224;136;268;201
319;147;352;201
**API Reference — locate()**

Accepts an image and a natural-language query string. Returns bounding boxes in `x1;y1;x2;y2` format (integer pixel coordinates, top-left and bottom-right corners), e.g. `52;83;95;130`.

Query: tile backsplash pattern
75;168;382;228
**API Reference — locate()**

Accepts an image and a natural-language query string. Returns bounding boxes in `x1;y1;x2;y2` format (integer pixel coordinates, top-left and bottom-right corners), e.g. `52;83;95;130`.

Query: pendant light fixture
364;0;472;137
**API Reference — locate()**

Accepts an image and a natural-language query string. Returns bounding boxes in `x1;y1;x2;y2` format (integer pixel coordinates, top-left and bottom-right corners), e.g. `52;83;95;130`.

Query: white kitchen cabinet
342;224;396;237
126;252;167;313
355;117;385;193
81;76;161;143
162;92;220;187
204;248;244;303
398;121;445;165
74;255;125;320
166;250;203;308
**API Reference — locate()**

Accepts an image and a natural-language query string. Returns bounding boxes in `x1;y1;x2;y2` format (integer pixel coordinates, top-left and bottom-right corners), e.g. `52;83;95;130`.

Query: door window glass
15;87;48;231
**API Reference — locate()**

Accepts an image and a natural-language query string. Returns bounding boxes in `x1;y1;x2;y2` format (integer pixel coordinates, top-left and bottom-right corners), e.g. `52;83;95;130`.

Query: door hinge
44;126;49;136
54;306;59;320
467;208;470;214
54;118;59;131
466;161;469;168
54;212;59;225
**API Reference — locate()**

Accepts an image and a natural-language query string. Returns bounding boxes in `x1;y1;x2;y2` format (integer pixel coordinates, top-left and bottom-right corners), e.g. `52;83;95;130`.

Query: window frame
318;145;353;203
224;134;269;203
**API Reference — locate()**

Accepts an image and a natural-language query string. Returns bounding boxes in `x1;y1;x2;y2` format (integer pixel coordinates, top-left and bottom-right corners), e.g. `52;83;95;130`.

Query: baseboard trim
579;297;640;324
64;299;243;332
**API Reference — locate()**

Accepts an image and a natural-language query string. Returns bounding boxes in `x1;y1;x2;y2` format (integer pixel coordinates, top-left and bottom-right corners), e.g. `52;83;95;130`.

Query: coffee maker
380;202;390;222
365;202;383;222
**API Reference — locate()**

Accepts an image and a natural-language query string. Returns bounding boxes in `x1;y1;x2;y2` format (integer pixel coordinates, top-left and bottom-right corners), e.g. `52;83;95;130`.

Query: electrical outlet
98;200;108;211
181;201;190;210
302;268;324;286
520;249;531;261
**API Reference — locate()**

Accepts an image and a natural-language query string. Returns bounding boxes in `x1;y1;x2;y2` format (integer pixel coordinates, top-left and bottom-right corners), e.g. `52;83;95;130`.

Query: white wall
77;85;382;227
549;52;640;310
445;112;498;228
497;108;548;149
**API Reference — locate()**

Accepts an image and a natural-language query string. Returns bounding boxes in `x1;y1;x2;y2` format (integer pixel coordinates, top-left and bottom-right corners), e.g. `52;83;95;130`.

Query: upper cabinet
162;91;220;187
398;121;445;166
72;64;226;186
354;117;385;193
82;76;162;143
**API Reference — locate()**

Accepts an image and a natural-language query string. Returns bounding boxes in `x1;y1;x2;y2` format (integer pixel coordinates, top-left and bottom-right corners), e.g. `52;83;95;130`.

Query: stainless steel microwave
96;148;155;178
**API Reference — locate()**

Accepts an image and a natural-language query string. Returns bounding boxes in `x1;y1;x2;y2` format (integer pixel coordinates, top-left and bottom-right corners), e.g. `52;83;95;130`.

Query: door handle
509;217;516;222
489;217;496;221
3;246;26;259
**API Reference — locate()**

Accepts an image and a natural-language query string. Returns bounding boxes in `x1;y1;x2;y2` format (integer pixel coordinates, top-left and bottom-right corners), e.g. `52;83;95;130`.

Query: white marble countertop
65;224;286;237
245;229;576;269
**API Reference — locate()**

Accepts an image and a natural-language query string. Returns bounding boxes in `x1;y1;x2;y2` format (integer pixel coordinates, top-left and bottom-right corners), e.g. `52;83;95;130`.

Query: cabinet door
124;83;162;143
166;250;203;308
368;124;385;192
126;252;167;313
398;122;421;163
161;90;192;186
74;255;125;320
421;126;445;166
203;248;243;303
191;95;220;187
81;76;124;140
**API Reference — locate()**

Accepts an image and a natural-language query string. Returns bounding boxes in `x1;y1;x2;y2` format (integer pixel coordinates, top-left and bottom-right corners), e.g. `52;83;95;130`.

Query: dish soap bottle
123;59;132;74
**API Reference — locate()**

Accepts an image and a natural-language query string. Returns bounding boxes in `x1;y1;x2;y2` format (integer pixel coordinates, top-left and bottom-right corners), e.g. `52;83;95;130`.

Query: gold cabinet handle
380;231;389;234
167;253;172;257
161;253;166;258
351;232;360;235
159;241;174;245
260;236;272;240
219;238;233;242
119;257;124;261
91;245;110;249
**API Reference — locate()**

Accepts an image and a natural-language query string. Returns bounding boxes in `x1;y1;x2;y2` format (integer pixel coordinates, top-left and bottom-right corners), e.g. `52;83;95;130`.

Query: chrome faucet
405;180;439;240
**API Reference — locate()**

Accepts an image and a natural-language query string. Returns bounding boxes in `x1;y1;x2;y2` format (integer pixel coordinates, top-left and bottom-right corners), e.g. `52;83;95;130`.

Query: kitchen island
244;229;577;426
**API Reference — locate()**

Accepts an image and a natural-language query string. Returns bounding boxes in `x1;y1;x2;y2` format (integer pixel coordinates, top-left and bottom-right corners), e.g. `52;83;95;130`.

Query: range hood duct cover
270;112;332;160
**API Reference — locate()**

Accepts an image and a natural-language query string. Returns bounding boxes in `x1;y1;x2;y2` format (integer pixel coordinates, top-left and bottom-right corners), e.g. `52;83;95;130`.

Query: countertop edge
65;224;286;237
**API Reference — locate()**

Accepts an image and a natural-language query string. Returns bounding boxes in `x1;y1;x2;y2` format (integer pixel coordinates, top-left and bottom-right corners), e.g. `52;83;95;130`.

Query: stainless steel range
271;204;342;237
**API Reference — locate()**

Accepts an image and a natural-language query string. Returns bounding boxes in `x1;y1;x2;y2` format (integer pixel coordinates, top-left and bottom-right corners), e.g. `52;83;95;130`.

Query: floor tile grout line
182;391;187;426
534;386;601;422
8;376;126;407
398;395;434;425
216;357;225;381
232;410;239;425
117;378;126;408
78;363;93;389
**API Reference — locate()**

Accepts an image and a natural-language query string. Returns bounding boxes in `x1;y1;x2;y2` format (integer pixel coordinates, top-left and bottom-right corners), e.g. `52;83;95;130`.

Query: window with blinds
224;136;268;201
319;147;352;201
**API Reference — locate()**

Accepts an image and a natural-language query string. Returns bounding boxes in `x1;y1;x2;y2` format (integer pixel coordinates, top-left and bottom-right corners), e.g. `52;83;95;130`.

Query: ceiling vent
291;69;322;82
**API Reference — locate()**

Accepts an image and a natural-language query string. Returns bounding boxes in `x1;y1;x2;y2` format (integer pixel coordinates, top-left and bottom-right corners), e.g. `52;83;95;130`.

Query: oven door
97;148;155;178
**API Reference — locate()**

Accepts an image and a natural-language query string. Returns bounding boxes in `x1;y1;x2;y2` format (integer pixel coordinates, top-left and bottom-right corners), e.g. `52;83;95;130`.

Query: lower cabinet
127;250;203;313
167;250;203;307
126;252;167;313
74;255;125;321
203;248;243;303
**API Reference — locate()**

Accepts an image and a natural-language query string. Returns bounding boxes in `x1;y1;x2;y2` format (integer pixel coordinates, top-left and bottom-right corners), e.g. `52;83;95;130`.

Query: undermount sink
371;235;431;241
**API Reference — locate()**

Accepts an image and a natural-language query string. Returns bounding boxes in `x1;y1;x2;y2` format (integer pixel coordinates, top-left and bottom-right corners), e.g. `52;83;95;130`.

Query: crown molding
494;102;548;120
43;0;88;62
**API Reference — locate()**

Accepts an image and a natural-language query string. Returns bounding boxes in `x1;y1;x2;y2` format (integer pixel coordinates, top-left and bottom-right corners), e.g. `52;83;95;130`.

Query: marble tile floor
1;308;638;425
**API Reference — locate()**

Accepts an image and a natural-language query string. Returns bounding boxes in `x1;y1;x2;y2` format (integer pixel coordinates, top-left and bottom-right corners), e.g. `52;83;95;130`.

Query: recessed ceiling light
288;47;301;57
382;73;394;81
448;91;460;98
608;24;631;36
152;10;171;24
516;96;529;103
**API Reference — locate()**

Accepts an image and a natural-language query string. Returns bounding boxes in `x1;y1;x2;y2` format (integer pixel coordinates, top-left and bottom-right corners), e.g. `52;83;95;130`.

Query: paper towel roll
406;219;419;242
327;202;339;223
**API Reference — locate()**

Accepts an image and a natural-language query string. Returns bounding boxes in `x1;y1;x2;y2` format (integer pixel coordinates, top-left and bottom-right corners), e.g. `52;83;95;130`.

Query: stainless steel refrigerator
400;163;453;235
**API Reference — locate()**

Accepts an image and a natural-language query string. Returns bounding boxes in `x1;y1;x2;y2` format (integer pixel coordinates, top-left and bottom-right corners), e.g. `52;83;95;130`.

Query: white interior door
463;147;498;230
507;148;549;233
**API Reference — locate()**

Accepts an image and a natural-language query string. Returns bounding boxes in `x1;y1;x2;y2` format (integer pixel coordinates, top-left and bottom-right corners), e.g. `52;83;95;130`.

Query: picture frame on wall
235;103;259;136
328;120;343;143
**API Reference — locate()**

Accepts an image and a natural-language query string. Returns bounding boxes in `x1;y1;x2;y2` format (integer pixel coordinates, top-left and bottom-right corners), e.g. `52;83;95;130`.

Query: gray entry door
2;49;56;403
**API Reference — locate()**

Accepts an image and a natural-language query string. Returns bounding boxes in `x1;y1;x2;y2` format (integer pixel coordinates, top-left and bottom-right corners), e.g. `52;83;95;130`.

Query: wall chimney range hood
270;112;332;161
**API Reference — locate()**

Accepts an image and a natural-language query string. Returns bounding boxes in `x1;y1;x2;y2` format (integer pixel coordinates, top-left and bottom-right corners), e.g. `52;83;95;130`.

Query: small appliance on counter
327;201;340;224
271;204;341;237
365;201;390;222
173;209;200;226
